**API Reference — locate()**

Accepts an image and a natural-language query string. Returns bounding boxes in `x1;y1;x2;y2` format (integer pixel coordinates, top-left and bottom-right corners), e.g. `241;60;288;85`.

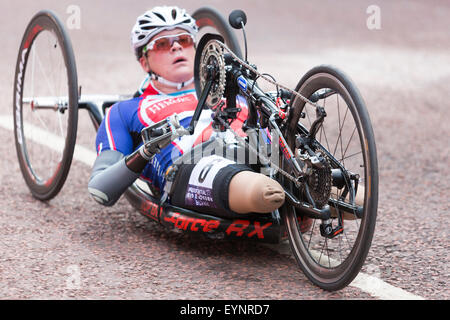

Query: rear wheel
13;10;78;200
281;65;378;291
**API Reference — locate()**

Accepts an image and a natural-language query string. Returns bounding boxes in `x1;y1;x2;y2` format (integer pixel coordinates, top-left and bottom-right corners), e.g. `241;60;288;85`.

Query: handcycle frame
77;88;286;245
14;6;378;291
77;32;361;245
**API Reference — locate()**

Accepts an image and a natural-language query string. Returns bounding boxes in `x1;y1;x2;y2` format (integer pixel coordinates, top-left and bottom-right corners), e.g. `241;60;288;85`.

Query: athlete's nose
170;40;183;51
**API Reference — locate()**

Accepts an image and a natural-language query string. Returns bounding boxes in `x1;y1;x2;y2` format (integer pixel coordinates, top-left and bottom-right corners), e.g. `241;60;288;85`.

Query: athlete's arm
88;147;153;206
88;102;154;206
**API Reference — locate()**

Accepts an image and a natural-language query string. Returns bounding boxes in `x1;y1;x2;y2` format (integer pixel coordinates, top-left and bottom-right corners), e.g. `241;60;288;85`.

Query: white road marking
0;114;96;166
264;241;424;300
351;270;424;300
0;114;425;300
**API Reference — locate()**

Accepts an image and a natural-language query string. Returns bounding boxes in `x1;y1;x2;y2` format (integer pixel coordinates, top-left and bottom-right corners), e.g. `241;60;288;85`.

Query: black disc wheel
281;65;378;291
13;10;78;200
192;6;242;59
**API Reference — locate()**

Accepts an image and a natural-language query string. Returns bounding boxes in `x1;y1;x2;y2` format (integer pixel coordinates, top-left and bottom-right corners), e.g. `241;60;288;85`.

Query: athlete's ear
139;55;151;73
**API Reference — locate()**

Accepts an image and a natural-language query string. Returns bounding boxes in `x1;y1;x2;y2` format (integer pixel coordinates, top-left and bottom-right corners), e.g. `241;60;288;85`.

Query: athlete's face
140;28;196;83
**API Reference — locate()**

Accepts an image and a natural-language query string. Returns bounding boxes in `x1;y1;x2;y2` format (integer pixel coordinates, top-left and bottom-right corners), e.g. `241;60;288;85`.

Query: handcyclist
88;6;285;218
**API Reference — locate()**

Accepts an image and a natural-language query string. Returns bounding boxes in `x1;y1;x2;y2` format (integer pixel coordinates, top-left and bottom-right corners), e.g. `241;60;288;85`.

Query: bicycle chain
201;39;327;186
215;115;300;186
213;39;324;110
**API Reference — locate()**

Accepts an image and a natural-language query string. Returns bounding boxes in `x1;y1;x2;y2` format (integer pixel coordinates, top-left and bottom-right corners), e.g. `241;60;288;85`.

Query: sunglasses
143;33;195;53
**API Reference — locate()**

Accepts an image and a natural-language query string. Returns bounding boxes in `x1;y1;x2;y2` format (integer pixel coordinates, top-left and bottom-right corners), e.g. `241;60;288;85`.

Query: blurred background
0;0;448;299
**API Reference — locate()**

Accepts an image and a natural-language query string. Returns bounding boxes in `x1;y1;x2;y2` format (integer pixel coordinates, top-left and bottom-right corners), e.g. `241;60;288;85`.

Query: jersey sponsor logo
96;84;250;190
138;93;197;125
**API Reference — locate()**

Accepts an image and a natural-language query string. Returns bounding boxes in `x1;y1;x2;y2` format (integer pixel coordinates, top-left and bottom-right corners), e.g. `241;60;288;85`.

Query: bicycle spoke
31;45;36;98
341;126;358;163
292;89;367;270
21;28;70;182
333;98;350;161
319;122;331;153
305;104;313;128
280;65;377;290
332;94;342;157
35;42;57;98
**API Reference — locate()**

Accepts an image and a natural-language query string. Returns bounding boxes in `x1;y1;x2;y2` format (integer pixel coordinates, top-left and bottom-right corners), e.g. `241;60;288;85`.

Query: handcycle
13;6;378;291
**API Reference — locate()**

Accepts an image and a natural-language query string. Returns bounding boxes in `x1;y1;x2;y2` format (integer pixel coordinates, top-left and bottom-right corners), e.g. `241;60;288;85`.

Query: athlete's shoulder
108;89;152;119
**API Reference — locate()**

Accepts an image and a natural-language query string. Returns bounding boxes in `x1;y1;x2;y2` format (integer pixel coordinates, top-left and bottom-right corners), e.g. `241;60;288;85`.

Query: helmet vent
171;9;177;19
141;25;155;31
154;12;166;22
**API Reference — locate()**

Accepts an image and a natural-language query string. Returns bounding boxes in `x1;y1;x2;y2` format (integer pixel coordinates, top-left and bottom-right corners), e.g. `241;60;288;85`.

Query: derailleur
320;219;344;239
295;136;332;209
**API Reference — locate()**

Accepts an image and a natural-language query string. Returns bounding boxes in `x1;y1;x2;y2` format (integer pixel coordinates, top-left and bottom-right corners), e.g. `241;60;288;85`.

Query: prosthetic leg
228;171;285;214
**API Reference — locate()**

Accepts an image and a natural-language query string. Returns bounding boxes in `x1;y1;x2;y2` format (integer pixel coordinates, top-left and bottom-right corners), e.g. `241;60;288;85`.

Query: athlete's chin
169;67;194;83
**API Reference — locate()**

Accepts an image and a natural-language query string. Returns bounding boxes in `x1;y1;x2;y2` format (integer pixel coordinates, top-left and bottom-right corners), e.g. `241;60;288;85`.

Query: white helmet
131;6;198;60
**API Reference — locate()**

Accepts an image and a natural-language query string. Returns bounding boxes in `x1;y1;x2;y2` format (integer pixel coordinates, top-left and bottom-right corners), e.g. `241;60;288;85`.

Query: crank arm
328;198;363;219
284;189;331;220
188;68;214;134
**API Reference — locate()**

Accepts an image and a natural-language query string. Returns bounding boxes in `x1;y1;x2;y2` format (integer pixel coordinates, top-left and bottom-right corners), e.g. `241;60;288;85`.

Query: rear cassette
305;150;332;208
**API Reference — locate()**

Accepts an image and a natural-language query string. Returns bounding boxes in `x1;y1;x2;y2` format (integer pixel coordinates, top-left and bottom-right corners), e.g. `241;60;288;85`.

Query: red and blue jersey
95;81;248;191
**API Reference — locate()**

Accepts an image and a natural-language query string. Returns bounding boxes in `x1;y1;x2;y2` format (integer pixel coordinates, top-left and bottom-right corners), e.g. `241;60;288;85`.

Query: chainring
194;34;226;109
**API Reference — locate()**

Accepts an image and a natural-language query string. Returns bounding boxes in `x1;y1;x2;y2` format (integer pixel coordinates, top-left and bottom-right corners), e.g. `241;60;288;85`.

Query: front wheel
281;65;378;291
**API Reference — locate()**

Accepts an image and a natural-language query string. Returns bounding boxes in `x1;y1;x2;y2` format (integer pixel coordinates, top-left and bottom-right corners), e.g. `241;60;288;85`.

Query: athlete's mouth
173;57;187;64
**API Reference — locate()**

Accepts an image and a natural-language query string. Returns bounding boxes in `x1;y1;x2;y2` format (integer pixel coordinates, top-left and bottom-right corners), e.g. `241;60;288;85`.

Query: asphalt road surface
0;0;448;300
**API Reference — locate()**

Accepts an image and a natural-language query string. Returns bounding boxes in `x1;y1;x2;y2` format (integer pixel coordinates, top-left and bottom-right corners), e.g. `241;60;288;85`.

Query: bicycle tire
13;10;78;200
192;6;243;59
281;65;378;291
